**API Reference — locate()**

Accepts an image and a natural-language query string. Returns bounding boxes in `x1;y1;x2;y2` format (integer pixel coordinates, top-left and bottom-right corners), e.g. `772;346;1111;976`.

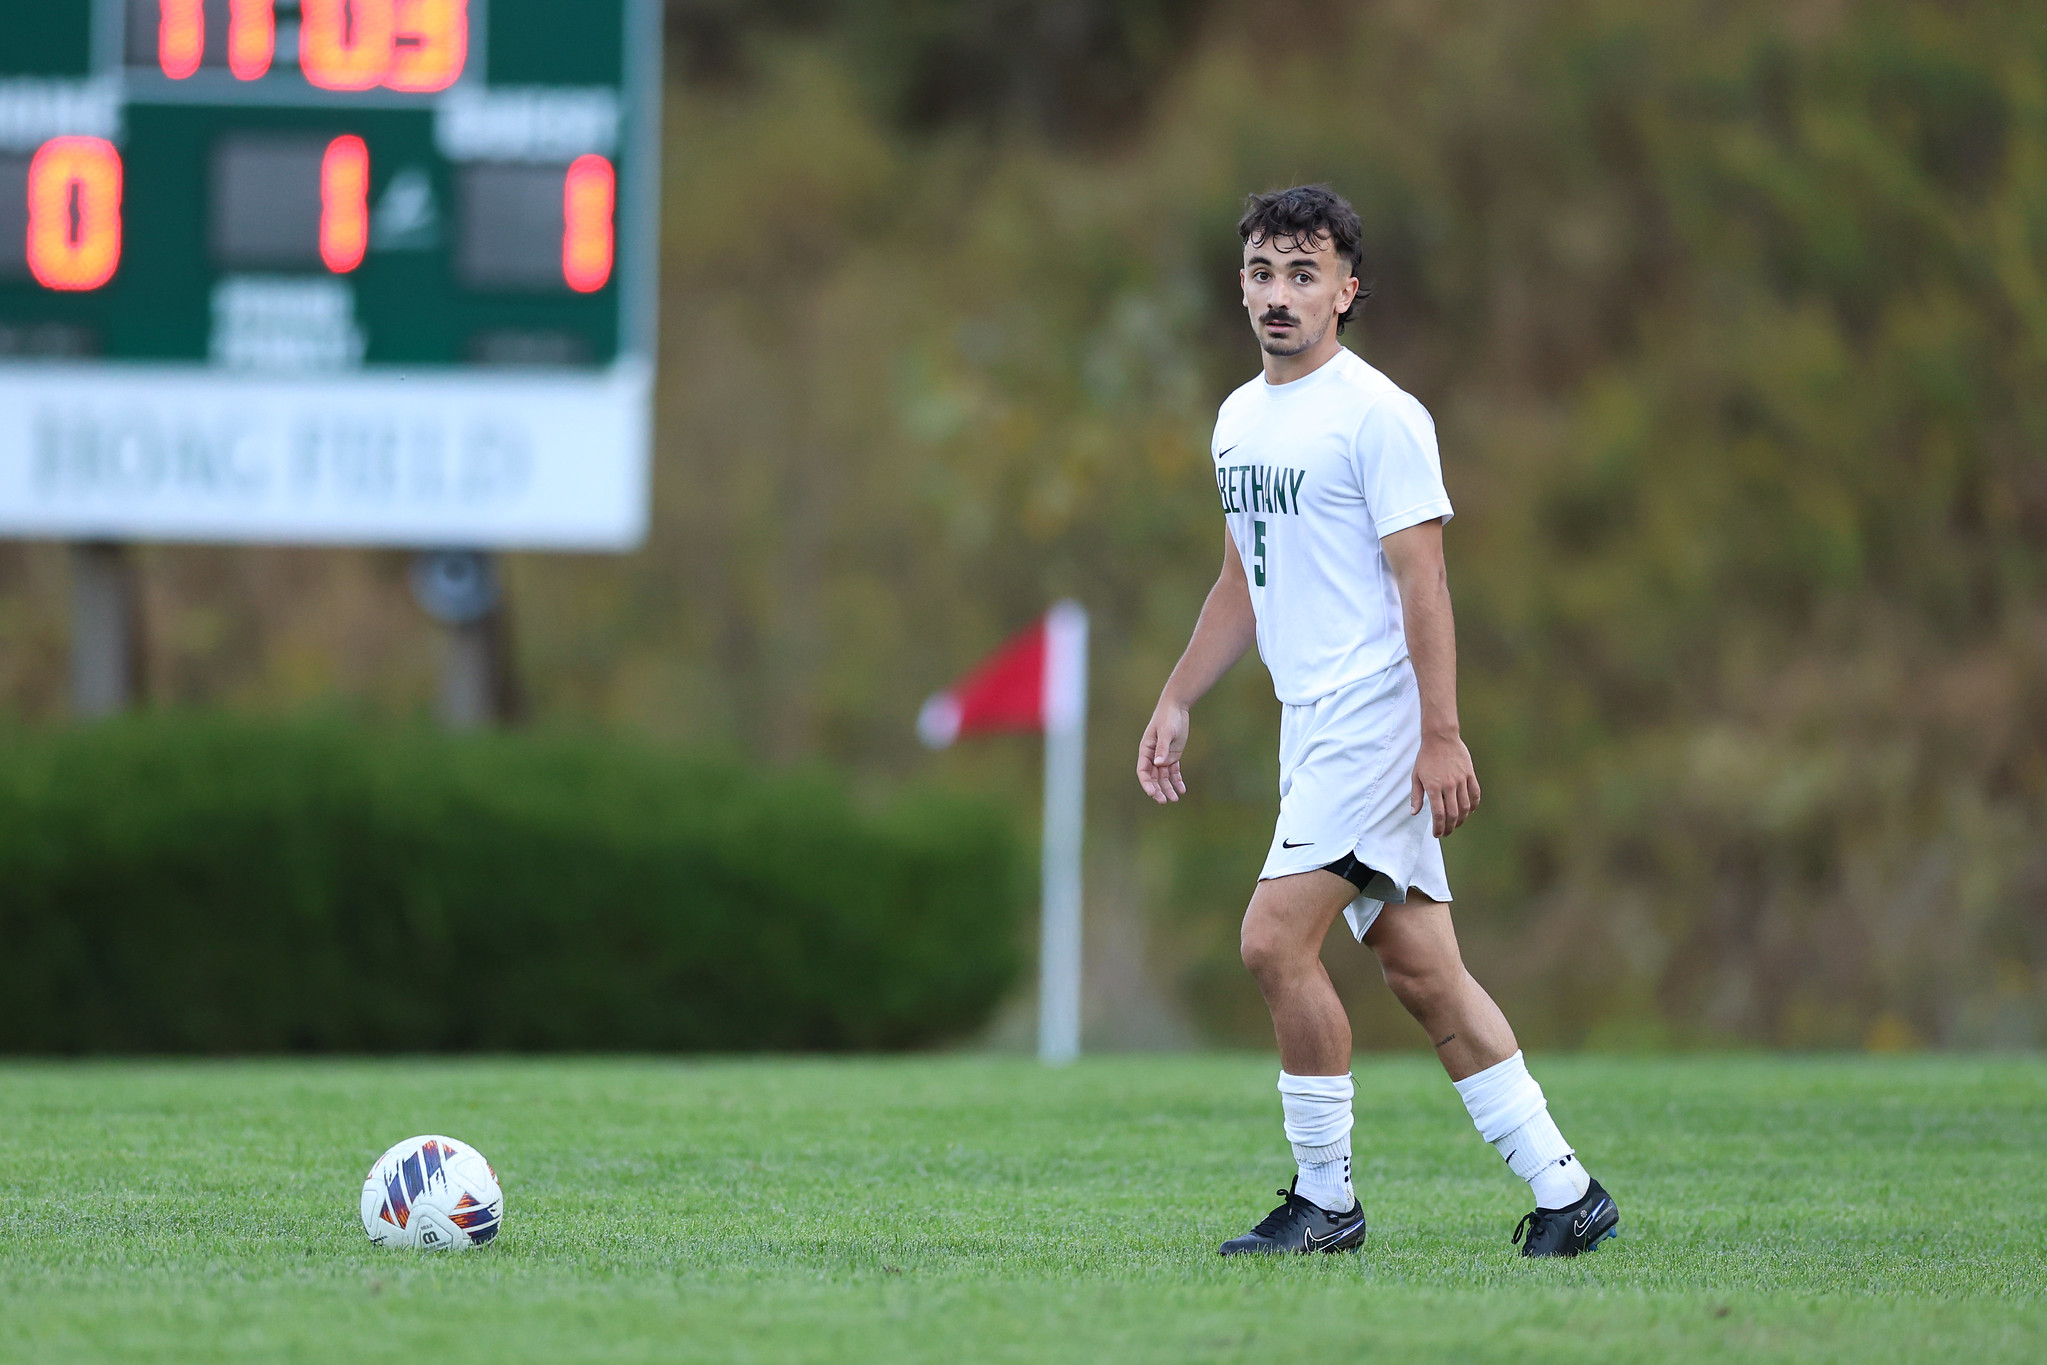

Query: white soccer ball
359;1134;504;1250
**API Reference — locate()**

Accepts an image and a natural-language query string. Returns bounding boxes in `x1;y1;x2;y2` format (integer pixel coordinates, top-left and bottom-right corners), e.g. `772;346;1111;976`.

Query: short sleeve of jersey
1351;389;1453;539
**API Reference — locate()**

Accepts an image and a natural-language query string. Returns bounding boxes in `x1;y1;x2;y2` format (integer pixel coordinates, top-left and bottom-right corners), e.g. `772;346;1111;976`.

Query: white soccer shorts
1258;659;1453;940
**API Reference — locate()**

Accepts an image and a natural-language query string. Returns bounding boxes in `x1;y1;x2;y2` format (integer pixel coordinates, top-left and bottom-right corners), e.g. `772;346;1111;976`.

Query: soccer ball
359;1134;504;1250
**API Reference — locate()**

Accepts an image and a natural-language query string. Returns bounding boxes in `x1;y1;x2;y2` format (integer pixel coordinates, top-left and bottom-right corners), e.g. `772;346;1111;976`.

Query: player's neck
1261;331;1345;386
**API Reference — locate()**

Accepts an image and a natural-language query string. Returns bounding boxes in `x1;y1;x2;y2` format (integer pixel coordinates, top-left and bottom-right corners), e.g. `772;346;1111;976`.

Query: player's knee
1239;919;1297;984
1239;925;1277;980
1378;952;1456;1016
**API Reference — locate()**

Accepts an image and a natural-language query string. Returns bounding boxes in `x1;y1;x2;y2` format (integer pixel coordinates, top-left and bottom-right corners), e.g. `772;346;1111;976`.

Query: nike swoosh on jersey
1281;839;1313;848
1214;443;1238;461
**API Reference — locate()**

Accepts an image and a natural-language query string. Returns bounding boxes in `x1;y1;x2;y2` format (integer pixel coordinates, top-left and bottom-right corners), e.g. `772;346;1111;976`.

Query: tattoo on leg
1434;1032;1457;1048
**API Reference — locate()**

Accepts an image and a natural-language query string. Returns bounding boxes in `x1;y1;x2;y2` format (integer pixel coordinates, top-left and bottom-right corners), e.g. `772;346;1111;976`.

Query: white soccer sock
1450;1051;1591;1210
1278;1071;1356;1213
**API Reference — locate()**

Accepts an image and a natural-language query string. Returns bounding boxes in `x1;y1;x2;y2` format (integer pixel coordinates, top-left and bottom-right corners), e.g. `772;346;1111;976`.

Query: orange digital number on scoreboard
388;0;469;93
229;0;277;81
26;138;124;292
158;0;205;80
562;155;616;293
160;1;278;82
320;136;371;273
301;0;468;93
300;0;397;91
158;2;467;92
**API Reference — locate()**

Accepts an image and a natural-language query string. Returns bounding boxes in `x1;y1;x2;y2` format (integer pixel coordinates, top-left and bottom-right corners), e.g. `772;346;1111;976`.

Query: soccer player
1136;185;1620;1258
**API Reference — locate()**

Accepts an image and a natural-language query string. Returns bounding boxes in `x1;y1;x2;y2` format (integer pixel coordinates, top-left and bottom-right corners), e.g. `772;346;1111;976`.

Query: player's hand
1137;701;1191;804
1411;732;1480;837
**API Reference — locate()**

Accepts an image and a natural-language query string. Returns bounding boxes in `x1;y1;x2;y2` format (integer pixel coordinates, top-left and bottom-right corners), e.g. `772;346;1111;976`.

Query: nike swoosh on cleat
1304;1216;1362;1252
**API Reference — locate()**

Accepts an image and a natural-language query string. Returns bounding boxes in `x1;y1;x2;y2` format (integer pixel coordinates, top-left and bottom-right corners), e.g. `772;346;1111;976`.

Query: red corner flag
917;601;1087;748
916;601;1088;1064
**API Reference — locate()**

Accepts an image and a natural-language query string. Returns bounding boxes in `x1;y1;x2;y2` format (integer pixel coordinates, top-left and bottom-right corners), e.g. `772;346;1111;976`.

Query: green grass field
1;1055;2042;1363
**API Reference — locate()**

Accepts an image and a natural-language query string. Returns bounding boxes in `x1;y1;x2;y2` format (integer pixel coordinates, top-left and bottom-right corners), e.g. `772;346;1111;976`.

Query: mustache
1260;309;1300;325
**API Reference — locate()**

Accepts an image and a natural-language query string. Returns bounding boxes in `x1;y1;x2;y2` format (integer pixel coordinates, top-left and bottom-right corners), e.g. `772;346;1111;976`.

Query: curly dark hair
1237;185;1371;332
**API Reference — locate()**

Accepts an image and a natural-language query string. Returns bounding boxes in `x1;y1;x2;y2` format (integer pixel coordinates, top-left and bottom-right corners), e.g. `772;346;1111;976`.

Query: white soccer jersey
1211;346;1453;705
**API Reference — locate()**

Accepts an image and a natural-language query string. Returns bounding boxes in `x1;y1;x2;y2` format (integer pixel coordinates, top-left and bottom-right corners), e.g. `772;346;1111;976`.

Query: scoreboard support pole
411;550;518;730
438;602;520;731
68;541;144;718
439;616;497;731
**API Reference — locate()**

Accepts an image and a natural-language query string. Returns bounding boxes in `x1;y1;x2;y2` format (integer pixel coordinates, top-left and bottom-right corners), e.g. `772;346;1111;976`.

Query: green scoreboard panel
0;1;659;548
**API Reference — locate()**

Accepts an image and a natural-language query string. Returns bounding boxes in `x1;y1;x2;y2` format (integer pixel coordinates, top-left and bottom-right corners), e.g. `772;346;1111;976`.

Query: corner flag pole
1038;600;1088;1065
915;601;1089;1064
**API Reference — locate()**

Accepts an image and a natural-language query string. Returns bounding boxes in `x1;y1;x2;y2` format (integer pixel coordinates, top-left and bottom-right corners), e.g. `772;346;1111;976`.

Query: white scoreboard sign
0;359;649;548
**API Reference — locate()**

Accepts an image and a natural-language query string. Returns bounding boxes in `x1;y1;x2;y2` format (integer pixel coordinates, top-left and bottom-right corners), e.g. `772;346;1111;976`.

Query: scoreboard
0;1;659;549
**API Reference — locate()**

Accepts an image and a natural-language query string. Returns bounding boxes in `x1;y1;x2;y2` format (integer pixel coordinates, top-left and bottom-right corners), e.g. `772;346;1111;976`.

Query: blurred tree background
3;0;2044;1051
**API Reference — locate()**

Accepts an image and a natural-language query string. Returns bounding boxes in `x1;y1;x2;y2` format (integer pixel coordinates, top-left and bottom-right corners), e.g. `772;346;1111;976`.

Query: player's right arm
1138;530;1258;804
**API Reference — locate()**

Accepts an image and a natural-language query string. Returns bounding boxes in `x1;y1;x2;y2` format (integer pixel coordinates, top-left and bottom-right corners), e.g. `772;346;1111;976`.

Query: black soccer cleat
1218;1182;1368;1256
1511;1177;1620;1258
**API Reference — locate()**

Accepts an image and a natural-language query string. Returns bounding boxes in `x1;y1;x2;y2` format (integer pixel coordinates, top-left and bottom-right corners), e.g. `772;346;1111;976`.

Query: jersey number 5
1252;520;1267;587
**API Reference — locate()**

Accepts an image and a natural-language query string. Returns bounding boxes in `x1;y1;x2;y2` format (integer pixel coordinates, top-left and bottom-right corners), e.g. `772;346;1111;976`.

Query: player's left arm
1381;518;1481;837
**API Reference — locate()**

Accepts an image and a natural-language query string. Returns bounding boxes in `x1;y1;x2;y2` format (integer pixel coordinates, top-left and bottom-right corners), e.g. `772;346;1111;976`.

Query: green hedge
0;718;1024;1053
